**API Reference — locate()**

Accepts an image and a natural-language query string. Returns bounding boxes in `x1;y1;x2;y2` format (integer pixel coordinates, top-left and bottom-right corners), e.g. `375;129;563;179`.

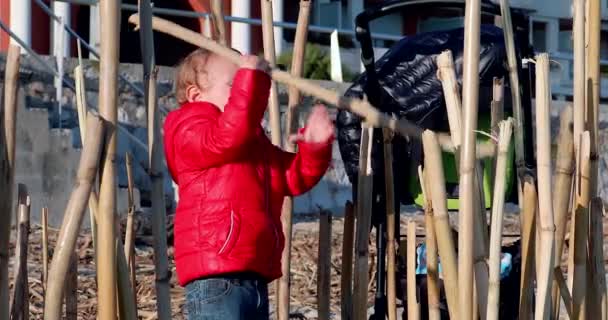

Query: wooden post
518;176;537;319
44;115;105;320
64;254;78;320
10;185;30;320
317;210;332;320
0;44;20;320
422;131;459;319
340;201;355;320
97;1;121;318
277;3;310;319
587;198;606;318
486;119;513;320
418;167;440;320
352;126;374;320
383;128;397;320
138;0;172;317
551;106;575;317
261;0;282;147
407;221;419;320
573;0;586;148
124;152;137;315
534;53;555;320
210;0;227;45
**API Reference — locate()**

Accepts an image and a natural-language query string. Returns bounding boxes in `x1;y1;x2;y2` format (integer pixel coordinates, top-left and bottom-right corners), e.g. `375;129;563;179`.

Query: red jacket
164;69;333;286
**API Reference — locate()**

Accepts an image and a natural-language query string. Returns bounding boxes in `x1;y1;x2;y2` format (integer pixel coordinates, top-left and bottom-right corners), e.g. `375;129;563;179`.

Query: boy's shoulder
164;101;221;132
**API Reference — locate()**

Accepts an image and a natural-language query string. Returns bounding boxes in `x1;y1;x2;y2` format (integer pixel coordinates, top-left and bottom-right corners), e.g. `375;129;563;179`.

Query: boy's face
188;54;239;111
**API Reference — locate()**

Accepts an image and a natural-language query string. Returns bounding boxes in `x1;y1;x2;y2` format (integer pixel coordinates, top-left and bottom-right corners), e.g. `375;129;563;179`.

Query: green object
410;113;515;210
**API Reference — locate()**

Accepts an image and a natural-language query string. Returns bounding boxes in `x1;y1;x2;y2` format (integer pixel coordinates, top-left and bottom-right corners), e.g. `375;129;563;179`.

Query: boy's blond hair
174;48;211;105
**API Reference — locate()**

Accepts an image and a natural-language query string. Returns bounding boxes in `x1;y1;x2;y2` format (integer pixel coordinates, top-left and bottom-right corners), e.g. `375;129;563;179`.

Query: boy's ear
186;85;202;103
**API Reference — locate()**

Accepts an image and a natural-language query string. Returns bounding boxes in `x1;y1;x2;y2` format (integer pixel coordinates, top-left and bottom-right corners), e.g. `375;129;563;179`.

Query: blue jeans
185;274;269;320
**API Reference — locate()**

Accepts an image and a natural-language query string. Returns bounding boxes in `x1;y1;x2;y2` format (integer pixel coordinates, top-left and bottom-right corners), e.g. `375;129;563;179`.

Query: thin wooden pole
210;0;227;45
138;0;171;317
277;3;310;319
0;44;20;320
317;210;332;320
124;152;137;316
261;0;282;147
407;221;419;320
573;0;586;146
436;50;462;150
587;0;600;199
459;0;482;317
490;78;504;191
534;53;555;320
588;197;606;319
418;167;440;320
340;201;355;320
42;208;49;294
97;1;121;318
551;106;575;317
10;186;30;320
422;130;459;319
352;125;374;320
554;267;574;319
518;176;537;319
383;128;397;320
64;254;78;320
486;119;513;320
44;115;105;320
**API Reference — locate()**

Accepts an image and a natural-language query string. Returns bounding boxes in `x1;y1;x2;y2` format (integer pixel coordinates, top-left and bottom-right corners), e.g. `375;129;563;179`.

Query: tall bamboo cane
518;175;537;319
261;0;282;147
340;201;355;320
554;267;573;318
0;44;20;320
210;0;227;45
587;0;600;199
588;197;606;319
407;221;419;320
44;115;105;320
65;254;78;320
277;3;311;319
317;210;332;320
383;128;397;320
138;1;172;317
10;185;30;320
486;119;513;320
490;78;504;191
124;152;138;316
97;1;121;318
353;125;374;320
422;131;459;319
551;106;575;317
42;208;49;295
418;167;440;320
534;53;555;320
573;0;586;146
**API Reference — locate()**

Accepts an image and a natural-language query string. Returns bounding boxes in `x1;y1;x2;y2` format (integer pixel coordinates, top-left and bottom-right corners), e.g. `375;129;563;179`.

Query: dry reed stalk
352;126;374;320
551;106;575;316
422;131;459;319
587;0;600;198
64;254;78;320
124;152;137;315
126;13;495;157
486;119;513;320
97;1;121;318
490;78;504;190
573;0;586;146
418;167;440;320
41;208;49;294
138;1;172;317
436;50;462;150
116;233;137;320
568;132;590;320
0;44;20;320
554;267;573;318
44;115;105;320
340;201;355;320
518;176;537;319
498;0;525;207
459;0;483;317
277;3;311;319
534;53;555;320
587;198;606;318
317;210;332;320
11;186;30;320
383;128;398;320
407;221;419;320
261;0;282;147
210;0;227;45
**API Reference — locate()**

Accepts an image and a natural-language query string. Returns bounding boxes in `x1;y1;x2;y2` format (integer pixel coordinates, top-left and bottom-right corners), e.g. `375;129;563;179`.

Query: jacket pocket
217;209;241;256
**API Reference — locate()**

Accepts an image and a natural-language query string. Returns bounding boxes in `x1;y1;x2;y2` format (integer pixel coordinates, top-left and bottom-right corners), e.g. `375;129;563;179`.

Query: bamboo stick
138;1;172;317
418;167;440;320
518;175;537;319
340;201;354;320
498;0;525;207
534;53;555;320
126;13;495;157
116;233;138;320
261;0;282;147
383;128;398;320
486;119;513;320
10;185;30;320
64;254;78;320
422;131;459;319
317;210;332;320
587;0;600;199
0;43;20;320
44;115;105;320
277;3;310;319
551;106;575;317
407;221;419;320
573;0;586;149
436;50;462;150
352;125;374;320
554;267;573;319
568;131;590;320
490;78;504;191
97;1;121;318
124;152;137;315
459;0;483;317
42;208;49;295
587;197;606;318
210;0;227;45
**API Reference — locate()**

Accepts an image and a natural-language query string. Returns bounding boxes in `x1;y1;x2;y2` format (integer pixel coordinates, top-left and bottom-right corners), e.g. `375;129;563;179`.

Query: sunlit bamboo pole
407;221;419;320
124;152;137;316
518;175;537;319
210;0;227;45
11;186;30;320
588;198;606;318
261;0;282;147
573;0;586;146
418;167;440;320
383;128;397;320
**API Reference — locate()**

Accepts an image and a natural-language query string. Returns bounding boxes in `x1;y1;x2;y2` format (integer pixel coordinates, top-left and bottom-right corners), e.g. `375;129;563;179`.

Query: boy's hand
240;55;271;73
289;105;335;144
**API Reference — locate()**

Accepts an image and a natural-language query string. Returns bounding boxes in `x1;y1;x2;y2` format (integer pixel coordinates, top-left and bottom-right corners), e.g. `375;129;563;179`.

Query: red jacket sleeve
269;128;334;197
175;69;271;168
